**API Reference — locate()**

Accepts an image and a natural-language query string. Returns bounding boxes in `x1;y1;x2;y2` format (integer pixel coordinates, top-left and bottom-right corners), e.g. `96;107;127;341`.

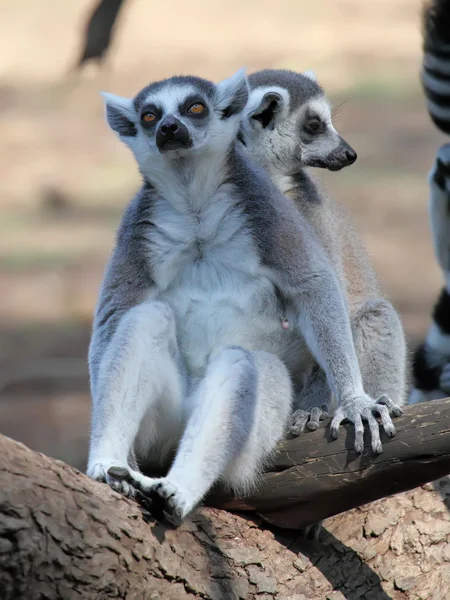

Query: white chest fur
146;188;298;376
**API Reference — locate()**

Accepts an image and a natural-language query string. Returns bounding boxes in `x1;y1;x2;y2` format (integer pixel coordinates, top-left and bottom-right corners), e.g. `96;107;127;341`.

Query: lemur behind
88;70;402;524
410;0;450;403
239;69;407;432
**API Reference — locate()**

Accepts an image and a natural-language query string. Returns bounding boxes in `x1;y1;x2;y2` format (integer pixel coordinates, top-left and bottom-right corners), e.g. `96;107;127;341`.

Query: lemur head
101;69;249;175
239;69;357;176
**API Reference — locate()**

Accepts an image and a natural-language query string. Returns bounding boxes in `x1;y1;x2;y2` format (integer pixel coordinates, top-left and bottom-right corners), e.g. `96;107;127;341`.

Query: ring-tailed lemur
409;0;450;404
87;69;402;524
239;68;407;435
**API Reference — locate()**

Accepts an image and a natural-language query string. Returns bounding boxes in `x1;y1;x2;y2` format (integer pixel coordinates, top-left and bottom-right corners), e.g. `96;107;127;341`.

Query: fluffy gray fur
88;69;403;524
240;68;407;444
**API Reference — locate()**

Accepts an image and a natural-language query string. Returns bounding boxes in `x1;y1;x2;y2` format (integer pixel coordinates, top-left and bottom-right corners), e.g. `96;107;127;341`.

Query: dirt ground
0;0;447;470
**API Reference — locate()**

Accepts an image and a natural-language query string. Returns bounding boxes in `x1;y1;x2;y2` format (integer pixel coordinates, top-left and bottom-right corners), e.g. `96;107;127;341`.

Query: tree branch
1;397;450;598
209;397;450;528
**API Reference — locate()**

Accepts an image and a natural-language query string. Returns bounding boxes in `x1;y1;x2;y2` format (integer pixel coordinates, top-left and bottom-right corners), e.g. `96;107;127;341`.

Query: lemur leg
128;347;293;524
87;301;184;498
351;298;406;407
290;299;406;442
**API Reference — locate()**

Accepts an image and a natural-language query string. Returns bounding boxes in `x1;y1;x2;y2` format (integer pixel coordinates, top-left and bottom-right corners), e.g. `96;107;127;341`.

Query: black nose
160;120;179;136
345;148;357;165
156;116;192;152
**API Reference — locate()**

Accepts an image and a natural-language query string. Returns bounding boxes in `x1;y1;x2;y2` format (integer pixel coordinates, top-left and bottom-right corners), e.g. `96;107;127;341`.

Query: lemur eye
188;103;206;114
304;118;322;135
142;112;156;123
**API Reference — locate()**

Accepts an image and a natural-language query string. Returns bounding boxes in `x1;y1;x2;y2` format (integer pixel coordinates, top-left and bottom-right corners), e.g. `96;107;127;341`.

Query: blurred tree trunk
74;0;127;69
1;433;450;599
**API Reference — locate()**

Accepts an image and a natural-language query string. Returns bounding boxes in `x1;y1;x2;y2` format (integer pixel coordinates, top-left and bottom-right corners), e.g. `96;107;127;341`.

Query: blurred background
0;0;446;472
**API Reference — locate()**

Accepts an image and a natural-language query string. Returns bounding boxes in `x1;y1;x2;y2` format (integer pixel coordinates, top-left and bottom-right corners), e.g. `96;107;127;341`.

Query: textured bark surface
1;434;450;600
210;397;450;528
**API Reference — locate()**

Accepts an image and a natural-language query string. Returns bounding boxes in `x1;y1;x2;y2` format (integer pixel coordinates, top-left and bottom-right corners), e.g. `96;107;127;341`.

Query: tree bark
1;399;450;599
209;397;450;528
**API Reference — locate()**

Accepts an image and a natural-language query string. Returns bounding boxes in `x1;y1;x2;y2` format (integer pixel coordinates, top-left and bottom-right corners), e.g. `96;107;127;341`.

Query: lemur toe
109;479;134;498
108;466;131;480
149;486;183;527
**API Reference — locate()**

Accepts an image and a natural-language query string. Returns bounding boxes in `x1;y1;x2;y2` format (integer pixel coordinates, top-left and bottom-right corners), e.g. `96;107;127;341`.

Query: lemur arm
88;195;156;395
271;214;402;453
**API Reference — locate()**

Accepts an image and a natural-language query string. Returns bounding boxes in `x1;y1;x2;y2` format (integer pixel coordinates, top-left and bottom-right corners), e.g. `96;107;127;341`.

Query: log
208;397;450;528
1;433;450;599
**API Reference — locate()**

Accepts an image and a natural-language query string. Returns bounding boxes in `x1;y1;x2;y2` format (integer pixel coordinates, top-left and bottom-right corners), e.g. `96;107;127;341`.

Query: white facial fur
241;87;345;182
101;69;248;185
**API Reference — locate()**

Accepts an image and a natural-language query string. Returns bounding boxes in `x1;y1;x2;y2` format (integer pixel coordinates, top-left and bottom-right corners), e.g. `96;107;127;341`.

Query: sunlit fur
88;69;402;524
239;68;406;446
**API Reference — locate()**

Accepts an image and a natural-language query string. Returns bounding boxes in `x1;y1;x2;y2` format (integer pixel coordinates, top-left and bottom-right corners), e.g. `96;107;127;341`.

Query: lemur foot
87;462;142;501
330;394;402;454
147;479;194;526
107;466;141;500
439;363;450;394
119;471;194;525
289;405;329;436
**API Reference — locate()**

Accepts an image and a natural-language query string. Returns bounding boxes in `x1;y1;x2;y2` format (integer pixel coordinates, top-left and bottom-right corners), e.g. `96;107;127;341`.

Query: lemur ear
101;92;137;137
303;70;317;82
215;68;249;119
248;92;284;130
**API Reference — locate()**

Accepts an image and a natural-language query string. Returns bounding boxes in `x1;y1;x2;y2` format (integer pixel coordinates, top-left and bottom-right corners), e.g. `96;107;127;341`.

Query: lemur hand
289;367;331;436
330;394;402;454
289;405;329;435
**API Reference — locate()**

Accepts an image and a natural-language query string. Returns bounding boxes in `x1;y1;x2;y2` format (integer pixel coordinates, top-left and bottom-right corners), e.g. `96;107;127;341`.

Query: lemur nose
345;149;357;164
161;121;179;135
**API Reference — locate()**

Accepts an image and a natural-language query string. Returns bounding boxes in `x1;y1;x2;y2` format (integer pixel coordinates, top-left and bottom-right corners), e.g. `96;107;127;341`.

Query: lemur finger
376;395;403;417
320;405;329;420
289;410;310;436
373;404;396;437
305;407;321;431
353;414;365;454
330;411;345;439
364;410;382;454
109;479;137;499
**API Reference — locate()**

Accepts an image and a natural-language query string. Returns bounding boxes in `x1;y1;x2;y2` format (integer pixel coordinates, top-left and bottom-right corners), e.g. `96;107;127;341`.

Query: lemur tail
408;1;450;404
421;0;450;134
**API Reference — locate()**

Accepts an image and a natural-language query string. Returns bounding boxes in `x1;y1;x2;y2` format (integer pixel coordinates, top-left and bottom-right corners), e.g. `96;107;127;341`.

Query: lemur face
240;69;357;176
102;70;249;171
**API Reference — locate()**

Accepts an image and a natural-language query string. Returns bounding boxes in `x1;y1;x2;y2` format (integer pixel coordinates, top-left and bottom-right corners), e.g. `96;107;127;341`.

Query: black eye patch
140;103;162;128
303;114;326;136
179;95;209;119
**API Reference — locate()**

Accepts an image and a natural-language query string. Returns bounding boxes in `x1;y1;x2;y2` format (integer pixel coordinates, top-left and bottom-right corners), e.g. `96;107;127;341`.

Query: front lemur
88;69;402;524
410;0;450;404
239;68;407;436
